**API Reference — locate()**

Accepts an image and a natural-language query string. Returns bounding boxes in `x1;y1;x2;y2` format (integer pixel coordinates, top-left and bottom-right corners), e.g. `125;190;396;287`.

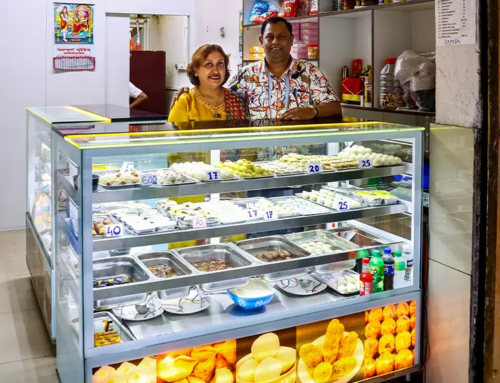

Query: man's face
259;22;294;63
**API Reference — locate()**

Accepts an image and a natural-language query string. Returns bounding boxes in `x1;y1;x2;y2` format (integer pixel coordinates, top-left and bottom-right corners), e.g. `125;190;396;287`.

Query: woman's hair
187;44;230;86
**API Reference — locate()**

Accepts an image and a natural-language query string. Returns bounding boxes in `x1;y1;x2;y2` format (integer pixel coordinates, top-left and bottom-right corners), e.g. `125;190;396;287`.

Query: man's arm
130;92;148;109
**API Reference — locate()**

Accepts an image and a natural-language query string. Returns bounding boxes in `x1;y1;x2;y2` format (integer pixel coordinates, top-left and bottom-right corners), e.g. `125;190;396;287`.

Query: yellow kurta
167;88;246;249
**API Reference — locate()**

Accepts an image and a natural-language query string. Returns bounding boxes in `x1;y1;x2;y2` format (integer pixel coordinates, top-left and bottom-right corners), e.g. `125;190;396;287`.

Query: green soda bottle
370;249;385;292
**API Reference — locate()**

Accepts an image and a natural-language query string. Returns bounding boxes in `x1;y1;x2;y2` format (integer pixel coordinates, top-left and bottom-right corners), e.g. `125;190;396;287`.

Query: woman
169;44;247;123
168;45;249;250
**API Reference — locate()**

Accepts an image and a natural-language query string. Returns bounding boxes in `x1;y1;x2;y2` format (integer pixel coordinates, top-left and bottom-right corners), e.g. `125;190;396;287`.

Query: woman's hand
170;87;190;110
281;107;316;121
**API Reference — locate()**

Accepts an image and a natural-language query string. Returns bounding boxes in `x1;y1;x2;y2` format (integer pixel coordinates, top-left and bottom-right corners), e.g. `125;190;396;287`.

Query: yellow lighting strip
66;106;111;123
65;127;424;150
63;121;390;140
26;108;52;124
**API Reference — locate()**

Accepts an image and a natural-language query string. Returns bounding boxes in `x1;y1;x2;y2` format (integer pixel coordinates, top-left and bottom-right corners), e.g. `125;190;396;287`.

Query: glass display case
27;108;423;383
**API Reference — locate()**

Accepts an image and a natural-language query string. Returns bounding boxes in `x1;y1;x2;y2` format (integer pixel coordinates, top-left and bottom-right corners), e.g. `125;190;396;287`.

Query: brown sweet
323;319;344;364
364;338;378;358
395;331;411;353
381;318;396;336
338;332;358;359
410;300;417;316
300;343;323;368
396;316;411;334
332;357;357;377
395;349;414;370
365;320;381;339
396;302;410;318
364;357;376;378
378;334;395;355
375;353;395;376
383;304;396;320
368;308;383;323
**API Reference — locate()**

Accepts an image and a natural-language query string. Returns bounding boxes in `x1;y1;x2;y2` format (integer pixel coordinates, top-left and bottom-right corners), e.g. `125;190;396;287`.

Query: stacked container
291;22;319;59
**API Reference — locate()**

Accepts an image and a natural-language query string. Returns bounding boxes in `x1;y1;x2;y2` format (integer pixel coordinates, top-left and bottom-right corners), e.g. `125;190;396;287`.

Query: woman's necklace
195;88;225;119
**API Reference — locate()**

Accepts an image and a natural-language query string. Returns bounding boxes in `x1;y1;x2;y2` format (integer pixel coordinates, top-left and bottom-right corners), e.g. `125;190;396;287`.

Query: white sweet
347;283;358;292
310;194;317;201
338;285;348;293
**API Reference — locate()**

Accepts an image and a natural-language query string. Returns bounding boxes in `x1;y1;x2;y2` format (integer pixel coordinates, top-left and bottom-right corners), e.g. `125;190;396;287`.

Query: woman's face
196;51;226;89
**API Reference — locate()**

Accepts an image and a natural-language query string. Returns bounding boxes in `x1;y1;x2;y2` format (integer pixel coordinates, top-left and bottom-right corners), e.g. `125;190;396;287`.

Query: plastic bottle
402;244;413;285
382;247;395;291
394;251;406;289
360;258;373;296
369;249;384;292
364;72;373;107
380;58;396;109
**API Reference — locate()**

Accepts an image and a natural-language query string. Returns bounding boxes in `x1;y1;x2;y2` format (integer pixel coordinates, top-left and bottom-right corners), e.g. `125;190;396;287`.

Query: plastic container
382;247;394;291
308;44;319;59
369;249;384;292
379;58;403;109
394;250;406;289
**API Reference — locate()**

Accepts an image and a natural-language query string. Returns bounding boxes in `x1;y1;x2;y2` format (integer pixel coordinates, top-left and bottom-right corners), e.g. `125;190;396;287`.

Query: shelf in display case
92;203;406;252
92;165;407;203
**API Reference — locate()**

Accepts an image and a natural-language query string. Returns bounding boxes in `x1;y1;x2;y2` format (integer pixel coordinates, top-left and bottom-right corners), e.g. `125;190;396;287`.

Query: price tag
105;224;123;237
192;217;208;229
306;163;323;174
246;209;260;219
358;159;373;169
337;201;350;211
140;174;158;186
205;170;221;181
263;210;278;220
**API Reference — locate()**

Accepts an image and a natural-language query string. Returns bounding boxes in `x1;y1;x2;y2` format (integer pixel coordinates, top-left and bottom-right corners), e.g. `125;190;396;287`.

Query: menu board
92;299;418;383
437;0;477;46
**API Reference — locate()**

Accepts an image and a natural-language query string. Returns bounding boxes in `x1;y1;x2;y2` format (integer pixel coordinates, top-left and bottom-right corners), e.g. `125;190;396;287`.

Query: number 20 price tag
205;170;221;181
246;209;259;219
192;217;208;229
306;163;323;174
105;224;123;237
263;210;278;220
358;159;373;169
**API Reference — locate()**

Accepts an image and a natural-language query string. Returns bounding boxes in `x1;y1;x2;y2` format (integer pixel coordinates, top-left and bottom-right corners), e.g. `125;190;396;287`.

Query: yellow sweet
157;356;198;382
299;343;323;368
252;333;280;362
214;367;234;383
338;332;358;358
237;359;259;382
275;347;296;373
313;362;332;383
254;358;282;383
332;357;357;377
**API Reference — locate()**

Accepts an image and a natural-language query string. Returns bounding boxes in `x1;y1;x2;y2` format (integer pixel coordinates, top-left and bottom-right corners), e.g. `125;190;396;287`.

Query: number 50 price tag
106;224;123;237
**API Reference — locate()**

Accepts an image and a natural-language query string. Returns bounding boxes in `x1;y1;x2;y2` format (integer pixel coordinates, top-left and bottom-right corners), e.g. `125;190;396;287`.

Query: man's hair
187;44;231;86
260;17;293;36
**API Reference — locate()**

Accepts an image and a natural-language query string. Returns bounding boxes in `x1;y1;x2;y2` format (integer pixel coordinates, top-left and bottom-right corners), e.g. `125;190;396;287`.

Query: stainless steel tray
173;244;253;291
255;161;304;176
284;230;358;273
96;170;141;190
328;227;389;246
310;269;361;295
93;256;151;310
144;168;198;186
235;236;311;281
270;196;331;216
92;214;120;238
71;311;135;344
137;251;193;300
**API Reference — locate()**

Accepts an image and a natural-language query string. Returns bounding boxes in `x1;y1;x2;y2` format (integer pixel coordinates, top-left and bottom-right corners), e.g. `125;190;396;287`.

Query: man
129;81;148;109
172;16;341;120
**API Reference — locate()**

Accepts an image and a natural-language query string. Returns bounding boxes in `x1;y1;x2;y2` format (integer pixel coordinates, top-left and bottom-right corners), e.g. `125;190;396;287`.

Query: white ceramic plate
161;289;210;315
275;275;327;296
297;332;364;383
113;297;164;321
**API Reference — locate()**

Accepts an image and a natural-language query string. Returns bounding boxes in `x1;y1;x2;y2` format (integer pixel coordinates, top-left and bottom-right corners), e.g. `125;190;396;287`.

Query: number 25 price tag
306;163;323;174
192;217;208;229
205;170;221;181
106;224;123;237
141;174;158;186
358;159;373;169
337;201;350;211
263;210;278;220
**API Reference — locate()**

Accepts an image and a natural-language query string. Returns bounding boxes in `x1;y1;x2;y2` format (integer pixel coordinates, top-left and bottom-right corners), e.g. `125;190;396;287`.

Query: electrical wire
418;224;431;374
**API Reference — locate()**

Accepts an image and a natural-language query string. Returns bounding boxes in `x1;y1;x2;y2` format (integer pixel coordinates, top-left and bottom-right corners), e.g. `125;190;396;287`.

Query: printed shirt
227;58;339;120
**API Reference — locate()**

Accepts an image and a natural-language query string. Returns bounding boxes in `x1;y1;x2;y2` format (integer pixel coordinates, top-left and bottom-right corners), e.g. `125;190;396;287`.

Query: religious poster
53;3;95;70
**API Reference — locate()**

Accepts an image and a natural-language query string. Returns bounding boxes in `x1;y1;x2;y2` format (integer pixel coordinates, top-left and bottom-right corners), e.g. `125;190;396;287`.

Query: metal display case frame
27;108;423;383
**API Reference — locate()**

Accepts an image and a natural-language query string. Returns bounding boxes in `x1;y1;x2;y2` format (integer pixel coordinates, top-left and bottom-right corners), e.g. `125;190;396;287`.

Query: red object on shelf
130;51;166;114
342;77;365;104
360;258;373;296
352;59;362;78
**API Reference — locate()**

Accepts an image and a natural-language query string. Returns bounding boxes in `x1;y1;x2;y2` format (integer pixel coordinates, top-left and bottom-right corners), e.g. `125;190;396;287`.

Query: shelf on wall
243;0;434;28
242;58;319;62
341;103;435;117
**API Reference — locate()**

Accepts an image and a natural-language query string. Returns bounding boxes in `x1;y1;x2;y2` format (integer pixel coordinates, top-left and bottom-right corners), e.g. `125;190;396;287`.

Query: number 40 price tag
105;224;123;237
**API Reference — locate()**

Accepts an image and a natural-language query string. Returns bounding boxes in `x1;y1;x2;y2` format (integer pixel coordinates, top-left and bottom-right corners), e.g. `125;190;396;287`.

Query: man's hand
170;87;190;110
281;107;316;121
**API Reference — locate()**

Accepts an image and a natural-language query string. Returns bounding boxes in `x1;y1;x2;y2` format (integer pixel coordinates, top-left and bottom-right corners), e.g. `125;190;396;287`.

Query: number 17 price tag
263;210;278;220
205;170;221;181
246;209;259;219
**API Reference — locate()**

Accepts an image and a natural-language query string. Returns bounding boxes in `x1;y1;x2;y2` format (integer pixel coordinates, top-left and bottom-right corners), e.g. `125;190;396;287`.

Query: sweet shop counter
31;113;423;383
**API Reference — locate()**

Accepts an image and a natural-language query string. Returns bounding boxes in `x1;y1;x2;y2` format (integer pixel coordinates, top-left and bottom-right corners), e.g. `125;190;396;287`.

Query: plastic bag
250;0;270;23
310;0;319;14
395;50;436;112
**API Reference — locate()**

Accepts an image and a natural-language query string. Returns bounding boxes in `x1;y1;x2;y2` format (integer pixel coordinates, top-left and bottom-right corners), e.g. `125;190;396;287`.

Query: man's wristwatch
307;105;320;118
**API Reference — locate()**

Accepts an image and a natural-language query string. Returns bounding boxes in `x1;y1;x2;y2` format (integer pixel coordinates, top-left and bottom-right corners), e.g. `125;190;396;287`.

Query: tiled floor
0;230;57;383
